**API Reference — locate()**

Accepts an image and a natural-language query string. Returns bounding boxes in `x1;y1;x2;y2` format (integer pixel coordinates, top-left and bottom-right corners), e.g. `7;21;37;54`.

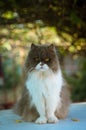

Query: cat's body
14;44;70;124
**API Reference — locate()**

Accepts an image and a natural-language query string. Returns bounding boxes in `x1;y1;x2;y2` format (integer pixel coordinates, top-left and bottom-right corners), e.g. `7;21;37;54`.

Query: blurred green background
0;0;86;109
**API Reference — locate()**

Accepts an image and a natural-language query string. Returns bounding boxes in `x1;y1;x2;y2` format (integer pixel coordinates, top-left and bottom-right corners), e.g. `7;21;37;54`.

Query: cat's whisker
28;67;34;72
24;66;34;73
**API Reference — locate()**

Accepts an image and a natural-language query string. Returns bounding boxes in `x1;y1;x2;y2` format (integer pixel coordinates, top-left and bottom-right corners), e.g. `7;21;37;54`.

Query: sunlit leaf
15;120;23;123
71;118;80;122
69;46;75;53
76;45;81;50
2;42;11;50
61;32;73;42
2;11;14;19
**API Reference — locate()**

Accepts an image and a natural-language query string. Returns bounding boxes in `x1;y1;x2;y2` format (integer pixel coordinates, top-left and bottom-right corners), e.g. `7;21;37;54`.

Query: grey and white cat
14;44;70;124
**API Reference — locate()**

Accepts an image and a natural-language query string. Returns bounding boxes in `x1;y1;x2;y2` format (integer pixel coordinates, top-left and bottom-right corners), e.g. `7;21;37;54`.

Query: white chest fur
26;69;63;111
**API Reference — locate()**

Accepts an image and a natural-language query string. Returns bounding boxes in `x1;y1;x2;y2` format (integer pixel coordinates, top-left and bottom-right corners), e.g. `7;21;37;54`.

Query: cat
14;44;70;124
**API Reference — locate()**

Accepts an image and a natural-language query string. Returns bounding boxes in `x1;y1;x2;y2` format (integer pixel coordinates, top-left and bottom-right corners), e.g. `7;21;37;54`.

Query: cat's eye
45;58;50;62
34;57;39;61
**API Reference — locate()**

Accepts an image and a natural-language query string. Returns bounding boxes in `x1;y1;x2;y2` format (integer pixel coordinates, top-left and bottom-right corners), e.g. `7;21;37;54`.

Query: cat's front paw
35;116;47;124
48;116;59;123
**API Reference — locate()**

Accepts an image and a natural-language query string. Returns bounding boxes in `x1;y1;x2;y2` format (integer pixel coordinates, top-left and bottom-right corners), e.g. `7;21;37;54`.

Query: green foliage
0;0;86;40
66;58;86;102
0;0;86;102
3;55;22;89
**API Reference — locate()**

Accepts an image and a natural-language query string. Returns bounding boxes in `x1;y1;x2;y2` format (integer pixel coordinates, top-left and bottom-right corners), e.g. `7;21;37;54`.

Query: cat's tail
55;81;71;119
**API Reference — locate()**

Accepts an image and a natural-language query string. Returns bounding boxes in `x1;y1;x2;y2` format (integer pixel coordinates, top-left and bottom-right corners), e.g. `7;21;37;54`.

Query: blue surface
0;103;86;130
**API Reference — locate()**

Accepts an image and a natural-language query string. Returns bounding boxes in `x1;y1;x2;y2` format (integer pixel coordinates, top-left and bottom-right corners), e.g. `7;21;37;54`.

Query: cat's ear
31;43;36;49
48;44;55;50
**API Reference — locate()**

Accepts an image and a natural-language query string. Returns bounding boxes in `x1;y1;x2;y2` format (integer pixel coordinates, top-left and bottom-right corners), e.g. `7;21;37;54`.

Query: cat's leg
46;98;59;123
35;98;47;124
35;116;47;124
47;107;59;123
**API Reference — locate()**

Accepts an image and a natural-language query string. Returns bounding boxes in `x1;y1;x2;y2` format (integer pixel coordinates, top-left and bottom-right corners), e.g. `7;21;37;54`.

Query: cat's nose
40;62;44;66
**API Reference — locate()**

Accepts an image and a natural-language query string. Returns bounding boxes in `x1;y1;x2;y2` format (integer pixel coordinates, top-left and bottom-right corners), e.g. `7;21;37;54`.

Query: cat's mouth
38;66;45;71
35;62;49;71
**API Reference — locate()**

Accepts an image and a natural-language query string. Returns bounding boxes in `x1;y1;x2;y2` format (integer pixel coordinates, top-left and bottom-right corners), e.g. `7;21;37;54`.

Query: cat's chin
35;68;48;72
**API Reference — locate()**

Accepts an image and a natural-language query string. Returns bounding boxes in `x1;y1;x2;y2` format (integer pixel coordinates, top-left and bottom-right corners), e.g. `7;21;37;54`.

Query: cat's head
25;44;59;73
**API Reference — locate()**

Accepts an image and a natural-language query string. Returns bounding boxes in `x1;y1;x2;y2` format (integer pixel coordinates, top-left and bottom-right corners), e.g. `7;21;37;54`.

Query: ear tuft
31;43;36;49
48;44;55;50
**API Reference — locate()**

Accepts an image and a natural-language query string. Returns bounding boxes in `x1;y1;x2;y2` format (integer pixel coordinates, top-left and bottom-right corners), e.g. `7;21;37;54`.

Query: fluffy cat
14;44;70;124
